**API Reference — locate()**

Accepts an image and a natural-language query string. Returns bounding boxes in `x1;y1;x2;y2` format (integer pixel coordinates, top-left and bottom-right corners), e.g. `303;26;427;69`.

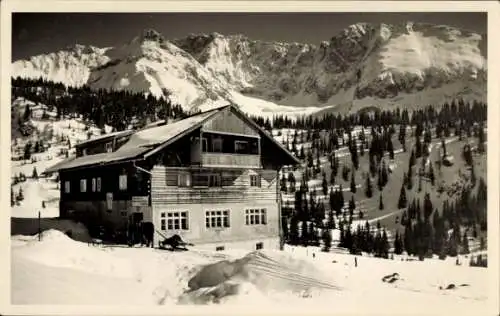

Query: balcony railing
201;153;261;168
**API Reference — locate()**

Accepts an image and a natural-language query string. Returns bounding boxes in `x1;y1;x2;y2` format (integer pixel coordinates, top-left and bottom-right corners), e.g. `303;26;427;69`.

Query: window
82;148;87;156
106;193;113;211
119;174;127;191
205;210;230;228
250;174;261;187
64;181;70;193
192;172;221;187
160;211;189;231
235;140;249;154
96;177;102;192
212;137;223;153
91;178;96;192
216;246;225;251
105;142;113;153
245;208;267;225
256;242;264;250
80;179;87;192
178;172;192;187
120;211;127;217
209;174;221;187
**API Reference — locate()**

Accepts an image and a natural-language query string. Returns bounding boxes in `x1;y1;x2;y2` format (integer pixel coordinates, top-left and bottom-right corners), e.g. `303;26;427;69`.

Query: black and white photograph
1;1;498;315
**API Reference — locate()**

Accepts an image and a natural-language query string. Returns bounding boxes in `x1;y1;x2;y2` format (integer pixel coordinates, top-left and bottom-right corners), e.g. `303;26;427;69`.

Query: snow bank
10;230;490;312
13;230;134;278
179;250;339;304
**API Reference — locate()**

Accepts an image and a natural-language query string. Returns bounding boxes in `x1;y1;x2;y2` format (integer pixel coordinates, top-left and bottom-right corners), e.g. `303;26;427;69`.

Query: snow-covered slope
12;44;110;87
12;23;487;116
11;229;490;312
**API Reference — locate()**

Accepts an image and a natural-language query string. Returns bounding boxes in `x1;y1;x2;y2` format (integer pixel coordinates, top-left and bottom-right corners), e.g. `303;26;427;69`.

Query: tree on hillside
477;124;485;154
388;138;395;160
365;175;373;198
349;195;355;217
351;143;359;170
289;217;300;245
11;187;15;206
23;142;32;160
322;174;328;196
350;171;357;193
415;136;422;158
301;220;309;246
342;165;349;182
32;166;38;180
379;194;384;210
429;163;435;186
17;187;24;202
461;231;470;255
399;124;407;147
322;228;332;252
409;149;416;167
423;193;433;220
394;230;403;255
398;184;407;209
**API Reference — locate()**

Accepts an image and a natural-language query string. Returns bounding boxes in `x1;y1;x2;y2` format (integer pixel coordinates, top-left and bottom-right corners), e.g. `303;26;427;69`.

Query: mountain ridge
11;22;487;116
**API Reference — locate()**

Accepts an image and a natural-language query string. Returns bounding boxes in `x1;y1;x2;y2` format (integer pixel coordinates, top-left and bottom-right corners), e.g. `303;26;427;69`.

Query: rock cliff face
12;22;487;115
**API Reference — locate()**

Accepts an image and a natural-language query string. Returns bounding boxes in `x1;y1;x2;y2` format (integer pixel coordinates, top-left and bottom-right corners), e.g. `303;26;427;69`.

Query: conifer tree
394;230;403;255
379;194;384;210
11;187;15;206
349;195;355;217
429;163;435;186
301;220;309;246
322;174;328;196
342;165;349;182
18;187;24;201
365;175;373;198
398;184;407;209
423;193;433;220
461;231;470;255
32;166;38;180
322;228;332;252
351;143;359;170
377;169;384;191
381;229;390;259
350;171;357;193
289;217;300;245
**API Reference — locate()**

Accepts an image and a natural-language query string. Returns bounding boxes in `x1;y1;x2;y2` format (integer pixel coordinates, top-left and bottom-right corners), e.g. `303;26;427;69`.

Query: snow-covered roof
44;106;227;173
119;110;219;152
44;103;300;173
44;147;150;174
75;130;135;148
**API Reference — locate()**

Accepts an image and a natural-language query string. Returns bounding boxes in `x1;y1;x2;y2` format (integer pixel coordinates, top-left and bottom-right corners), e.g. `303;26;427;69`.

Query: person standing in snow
355;256;358;267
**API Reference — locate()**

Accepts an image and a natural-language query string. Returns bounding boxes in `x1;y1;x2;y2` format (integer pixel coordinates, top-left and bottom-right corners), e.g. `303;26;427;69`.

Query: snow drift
11;229;490;313
179;250;340;304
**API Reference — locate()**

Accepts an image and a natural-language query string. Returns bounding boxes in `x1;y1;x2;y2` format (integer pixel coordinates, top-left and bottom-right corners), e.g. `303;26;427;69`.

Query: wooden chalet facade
45;104;300;251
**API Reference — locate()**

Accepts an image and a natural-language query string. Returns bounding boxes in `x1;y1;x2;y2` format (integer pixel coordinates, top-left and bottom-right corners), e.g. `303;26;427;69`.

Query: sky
12;12;487;61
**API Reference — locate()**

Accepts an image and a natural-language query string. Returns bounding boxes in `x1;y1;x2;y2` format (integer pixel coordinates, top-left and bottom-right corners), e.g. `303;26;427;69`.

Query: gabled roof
44;103;300;174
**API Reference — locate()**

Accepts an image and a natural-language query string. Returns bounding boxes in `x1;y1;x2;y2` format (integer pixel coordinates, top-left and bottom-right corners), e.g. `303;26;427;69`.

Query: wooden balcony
201;153;261;168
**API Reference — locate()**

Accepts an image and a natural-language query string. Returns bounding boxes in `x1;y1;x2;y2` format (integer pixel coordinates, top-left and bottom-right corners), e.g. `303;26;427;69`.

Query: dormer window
106;142;113;153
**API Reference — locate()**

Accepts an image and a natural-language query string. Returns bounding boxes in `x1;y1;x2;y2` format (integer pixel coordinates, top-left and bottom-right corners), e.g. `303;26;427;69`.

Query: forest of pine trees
12;77;187;137
12;77;488;263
